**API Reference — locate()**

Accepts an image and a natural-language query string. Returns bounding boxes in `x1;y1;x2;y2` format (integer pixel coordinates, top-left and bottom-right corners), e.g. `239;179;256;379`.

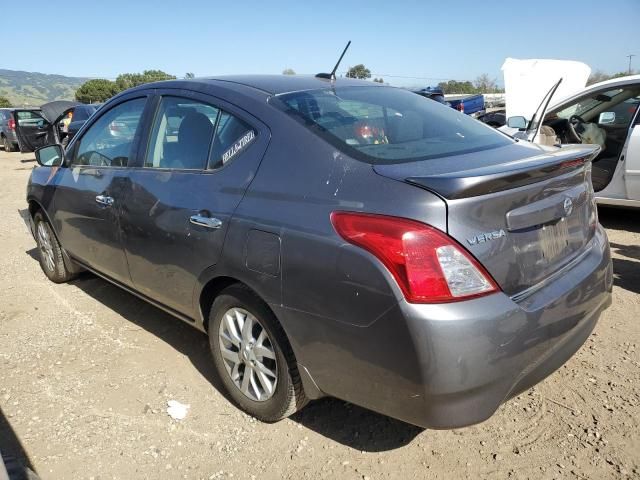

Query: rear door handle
189;214;222;229
95;194;114;207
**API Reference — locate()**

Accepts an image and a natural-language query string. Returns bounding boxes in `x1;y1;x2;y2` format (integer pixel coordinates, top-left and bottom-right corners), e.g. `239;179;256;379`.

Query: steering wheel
567;114;587;143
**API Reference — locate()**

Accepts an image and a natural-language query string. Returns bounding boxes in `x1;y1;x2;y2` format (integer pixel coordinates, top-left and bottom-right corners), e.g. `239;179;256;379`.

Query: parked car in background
25;75;612;429
0;108;39;152
6;101;79;153
412;88;486;116
477;110;506;127
412;86;447;104
64;103;102;145
504;75;640;208
445;93;485;116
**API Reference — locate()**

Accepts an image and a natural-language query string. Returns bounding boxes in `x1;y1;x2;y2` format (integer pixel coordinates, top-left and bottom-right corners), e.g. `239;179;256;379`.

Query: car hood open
502;58;591;120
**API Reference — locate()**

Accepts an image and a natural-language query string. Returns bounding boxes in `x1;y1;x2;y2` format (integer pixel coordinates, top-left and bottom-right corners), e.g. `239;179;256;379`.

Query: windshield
273;86;511;164
554;88;640;122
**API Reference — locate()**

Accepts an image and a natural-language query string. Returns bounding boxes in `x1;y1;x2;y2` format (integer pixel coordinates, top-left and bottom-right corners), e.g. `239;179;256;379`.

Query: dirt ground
0;148;638;480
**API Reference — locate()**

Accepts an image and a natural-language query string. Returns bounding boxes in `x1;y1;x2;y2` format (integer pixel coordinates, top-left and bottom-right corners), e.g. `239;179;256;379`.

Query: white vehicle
505;75;640;208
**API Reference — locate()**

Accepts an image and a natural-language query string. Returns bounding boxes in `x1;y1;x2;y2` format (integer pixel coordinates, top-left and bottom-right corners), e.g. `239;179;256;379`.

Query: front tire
208;285;308;422
33;211;76;283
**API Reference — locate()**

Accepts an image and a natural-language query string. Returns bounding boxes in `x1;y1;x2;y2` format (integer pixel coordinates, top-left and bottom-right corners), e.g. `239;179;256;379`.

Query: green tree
373;77;384;83
0;96;11;108
587;69;635;86
282;68;296;75
115;70;176;91
185;72;195;79
346;64;371;79
75;79;119;103
437;80;477;94
473;73;497;93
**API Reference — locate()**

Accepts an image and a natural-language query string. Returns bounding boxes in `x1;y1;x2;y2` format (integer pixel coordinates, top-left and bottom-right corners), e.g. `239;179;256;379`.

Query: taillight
8;118;15;130
457;103;464;113
330;212;499;303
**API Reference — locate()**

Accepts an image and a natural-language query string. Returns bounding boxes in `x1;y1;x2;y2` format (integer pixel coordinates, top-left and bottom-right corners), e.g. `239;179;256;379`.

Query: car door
13;109;53;152
624;105;640;200
120;90;269;317
50;95;149;285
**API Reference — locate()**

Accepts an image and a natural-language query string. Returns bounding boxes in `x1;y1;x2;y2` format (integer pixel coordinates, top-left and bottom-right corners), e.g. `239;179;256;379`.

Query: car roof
550;74;640;110
582;74;640;91
129;74;378;96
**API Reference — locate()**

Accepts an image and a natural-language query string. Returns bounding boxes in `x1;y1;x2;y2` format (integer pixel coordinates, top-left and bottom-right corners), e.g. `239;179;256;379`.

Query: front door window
73;98;146;167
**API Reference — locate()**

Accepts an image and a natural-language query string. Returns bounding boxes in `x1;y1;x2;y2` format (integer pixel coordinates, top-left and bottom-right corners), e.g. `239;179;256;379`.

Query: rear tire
33;211;77;283
208;284;308;422
2;136;15;152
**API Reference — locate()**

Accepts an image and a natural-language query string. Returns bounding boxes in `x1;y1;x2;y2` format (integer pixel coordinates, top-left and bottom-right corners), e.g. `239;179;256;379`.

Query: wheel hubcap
218;307;277;402
37;222;55;272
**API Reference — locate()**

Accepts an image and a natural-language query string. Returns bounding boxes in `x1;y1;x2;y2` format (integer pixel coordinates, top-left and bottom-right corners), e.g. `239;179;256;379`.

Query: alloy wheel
37;222;55;272
218;307;278;402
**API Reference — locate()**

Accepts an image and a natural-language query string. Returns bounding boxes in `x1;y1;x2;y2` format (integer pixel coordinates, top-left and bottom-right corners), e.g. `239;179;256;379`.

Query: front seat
176;112;214;169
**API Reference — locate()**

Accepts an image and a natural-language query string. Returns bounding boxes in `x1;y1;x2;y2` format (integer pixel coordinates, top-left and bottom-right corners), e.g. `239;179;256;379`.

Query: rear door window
144;95;256;171
145;96;219;170
273;86;511;164
16;110;47;128
208;112;254;169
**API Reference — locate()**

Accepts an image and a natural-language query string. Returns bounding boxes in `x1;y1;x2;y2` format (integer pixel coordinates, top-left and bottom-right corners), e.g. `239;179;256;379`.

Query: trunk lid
374;142;601;296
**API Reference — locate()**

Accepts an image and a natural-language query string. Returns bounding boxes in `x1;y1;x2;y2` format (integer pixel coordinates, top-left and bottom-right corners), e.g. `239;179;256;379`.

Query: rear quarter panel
228;105;448;396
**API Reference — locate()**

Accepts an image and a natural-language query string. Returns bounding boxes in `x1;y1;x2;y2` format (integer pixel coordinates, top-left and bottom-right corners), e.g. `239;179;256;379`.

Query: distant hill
0;69;90;107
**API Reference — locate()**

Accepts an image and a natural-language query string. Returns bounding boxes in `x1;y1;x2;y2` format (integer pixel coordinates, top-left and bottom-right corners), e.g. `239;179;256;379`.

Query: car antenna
316;41;351;81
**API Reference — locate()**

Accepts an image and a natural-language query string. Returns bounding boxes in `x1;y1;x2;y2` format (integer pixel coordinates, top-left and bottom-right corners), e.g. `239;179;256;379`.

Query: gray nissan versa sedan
24;75;613;428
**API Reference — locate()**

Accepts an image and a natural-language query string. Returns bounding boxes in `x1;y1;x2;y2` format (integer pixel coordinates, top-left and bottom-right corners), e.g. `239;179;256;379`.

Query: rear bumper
286;226;612;428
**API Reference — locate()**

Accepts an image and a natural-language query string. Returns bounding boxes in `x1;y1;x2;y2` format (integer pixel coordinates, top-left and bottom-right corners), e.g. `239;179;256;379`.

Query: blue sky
11;0;640;87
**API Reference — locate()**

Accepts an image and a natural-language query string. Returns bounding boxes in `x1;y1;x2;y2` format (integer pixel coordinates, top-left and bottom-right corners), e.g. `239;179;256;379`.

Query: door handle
189;214;222;229
95;194;114;207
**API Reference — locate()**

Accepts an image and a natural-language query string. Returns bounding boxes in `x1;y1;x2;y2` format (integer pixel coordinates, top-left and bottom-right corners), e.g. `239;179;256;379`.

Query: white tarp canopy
501;58;591;120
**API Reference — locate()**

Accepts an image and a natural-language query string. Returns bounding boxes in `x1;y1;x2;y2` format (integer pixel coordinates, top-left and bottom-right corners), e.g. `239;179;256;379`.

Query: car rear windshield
273;86;512;164
73;106;98;122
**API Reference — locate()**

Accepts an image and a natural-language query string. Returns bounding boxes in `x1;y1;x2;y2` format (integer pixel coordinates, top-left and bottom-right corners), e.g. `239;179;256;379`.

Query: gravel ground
0;148;638;480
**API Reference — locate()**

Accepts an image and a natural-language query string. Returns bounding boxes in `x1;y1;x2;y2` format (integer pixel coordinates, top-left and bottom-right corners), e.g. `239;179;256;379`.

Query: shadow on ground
608;243;640;295
0;409;39;480
598;207;640;295
598;206;640;234
24;249;421;451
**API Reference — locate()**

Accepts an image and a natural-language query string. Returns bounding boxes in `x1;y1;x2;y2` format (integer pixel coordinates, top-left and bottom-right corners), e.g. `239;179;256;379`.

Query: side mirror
35;144;65;167
598;111;616;125
507;116;527;130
